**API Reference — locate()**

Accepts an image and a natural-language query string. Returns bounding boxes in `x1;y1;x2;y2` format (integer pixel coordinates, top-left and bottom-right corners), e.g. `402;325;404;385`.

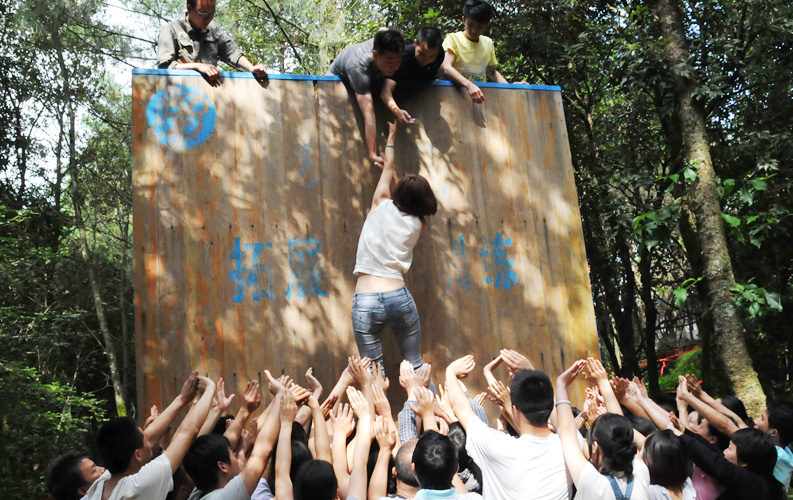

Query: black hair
366;441;396;494
165;465;193;500
650;393;677;415
374;29;405;56
183;434;232;492
588;413;636;477
719;396;752;428
392;174;438;223
416;27;443;48
448;422;483;493
395;439;420;487
767;400;793;446
643;430;693;488
294;460;338;500
291;421;309;446
626;413;657;438
731;428;778;477
268;439;313;495
211;415;235;435
463;0;494;23
95;417;145;474
412;431;458;490
509;369;554;426
46;452;89;500
697;413;731;451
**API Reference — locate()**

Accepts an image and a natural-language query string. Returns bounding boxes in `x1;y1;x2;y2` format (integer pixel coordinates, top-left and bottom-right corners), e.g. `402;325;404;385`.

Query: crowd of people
46;350;793;500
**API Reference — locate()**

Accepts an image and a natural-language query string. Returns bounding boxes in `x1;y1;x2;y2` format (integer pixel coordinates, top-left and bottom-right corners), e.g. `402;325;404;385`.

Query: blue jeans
352;287;424;371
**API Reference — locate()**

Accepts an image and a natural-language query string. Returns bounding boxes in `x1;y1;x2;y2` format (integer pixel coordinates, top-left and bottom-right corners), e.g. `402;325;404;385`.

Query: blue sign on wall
146;84;216;150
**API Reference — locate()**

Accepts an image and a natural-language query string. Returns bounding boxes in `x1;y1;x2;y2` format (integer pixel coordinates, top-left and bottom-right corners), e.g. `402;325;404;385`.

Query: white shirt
83;454;173;500
465;418;572;500
574;461;650;500
354;199;422;280
649;478;696;500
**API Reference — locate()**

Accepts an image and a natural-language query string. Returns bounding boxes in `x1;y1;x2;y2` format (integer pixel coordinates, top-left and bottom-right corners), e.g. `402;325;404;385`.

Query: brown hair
392;174;437;222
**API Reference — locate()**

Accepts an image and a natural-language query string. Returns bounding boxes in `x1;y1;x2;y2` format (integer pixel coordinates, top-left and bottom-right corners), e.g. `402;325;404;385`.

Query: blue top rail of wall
132;68;562;92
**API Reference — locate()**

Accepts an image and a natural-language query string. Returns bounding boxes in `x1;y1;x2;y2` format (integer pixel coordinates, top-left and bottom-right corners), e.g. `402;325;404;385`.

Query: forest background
1;0;791;497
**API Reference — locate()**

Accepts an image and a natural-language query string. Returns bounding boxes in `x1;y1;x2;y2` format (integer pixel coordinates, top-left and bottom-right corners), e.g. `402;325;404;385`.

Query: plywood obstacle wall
132;69;599;415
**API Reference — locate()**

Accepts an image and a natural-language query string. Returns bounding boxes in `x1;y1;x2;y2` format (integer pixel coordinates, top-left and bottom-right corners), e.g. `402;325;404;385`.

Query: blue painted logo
146;84;216;150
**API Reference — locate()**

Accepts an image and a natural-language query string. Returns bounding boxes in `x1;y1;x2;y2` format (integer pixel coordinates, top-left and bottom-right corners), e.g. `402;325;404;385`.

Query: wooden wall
132;69;598;416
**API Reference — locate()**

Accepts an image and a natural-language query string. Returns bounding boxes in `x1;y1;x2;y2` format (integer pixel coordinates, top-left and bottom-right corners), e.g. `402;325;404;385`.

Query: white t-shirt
195;475;250;500
574;461;650;500
465;417;572;500
83;454;174;500
250;478;274;500
649;478;696;500
353;199;422;280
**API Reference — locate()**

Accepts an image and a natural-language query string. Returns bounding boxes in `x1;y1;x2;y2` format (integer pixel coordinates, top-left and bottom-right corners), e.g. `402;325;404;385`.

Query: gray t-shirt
156;18;244;69
327;39;381;94
187;475;250;500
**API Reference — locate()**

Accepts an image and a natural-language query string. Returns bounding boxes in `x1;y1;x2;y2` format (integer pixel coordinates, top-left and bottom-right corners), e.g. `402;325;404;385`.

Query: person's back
463;370;572;500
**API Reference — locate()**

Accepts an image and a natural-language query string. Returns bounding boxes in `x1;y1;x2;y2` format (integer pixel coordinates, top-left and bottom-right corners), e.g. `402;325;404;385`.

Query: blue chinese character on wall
286;238;328;299
480;232;519;291
229;238;274;303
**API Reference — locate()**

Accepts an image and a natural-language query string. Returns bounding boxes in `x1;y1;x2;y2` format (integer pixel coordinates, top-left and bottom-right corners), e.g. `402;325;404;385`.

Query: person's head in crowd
412;431;458;490
413;27;443;67
392;174;438;223
165;465;195;500
183;434;240;492
448;422;483;493
725;428;779;478
719;395;753;428
755;400;793;447
373;29;405;76
461;0;494;42
587;413;637;477
394;439;420;488
643;430;693;490
95;417;153;475
268;438;313;495
211;415;235;435
695;414;731;451
293;460;338;500
509;369;554;427
626;413;657;438
46;452;106;500
185;0;215;30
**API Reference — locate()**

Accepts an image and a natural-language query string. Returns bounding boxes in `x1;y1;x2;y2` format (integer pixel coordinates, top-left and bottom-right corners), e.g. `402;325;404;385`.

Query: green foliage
0;362;106;499
731;281;783;318
658;350;702;392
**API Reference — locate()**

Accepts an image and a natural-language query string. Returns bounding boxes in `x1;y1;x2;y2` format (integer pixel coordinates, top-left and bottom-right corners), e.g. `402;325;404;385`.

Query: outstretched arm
486;66;508;84
355;93;384;168
678;376;740;437
164;376;217;472
274;391;298;500
144;371;199;448
224;380;261;448
584;358;622;415
240;393;280;494
380;79;415;125
371;122;399;209
441;51;484;103
347;387;374;500
444;355;477;428
556;360;589;486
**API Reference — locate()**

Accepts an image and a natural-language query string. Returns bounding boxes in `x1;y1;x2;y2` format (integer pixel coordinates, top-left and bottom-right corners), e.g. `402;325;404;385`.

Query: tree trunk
652;0;766;414
639;245;660;393
52;30;127;417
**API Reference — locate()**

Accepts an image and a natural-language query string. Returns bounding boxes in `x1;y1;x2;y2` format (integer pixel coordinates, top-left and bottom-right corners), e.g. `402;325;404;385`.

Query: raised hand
215;378;236;413
347;386;371;420
483;355;503;385
487;379;511;408
286;381;311;404
348;356;373;388
372;383;392;417
626;380;644;402
374;415;397;450
557;359;587;388
144;405;160;429
500;349;533;372
320;394;338;419
371;362;390;392
179;370;200;403
242;380;262;413
474;392;487;407
416;363;432;388
410;386;435;418
239;417;258;457
610;376;629;402
633;376;649;399
684;374;702;398
583;358;608;384
399;360;415;393
436;384;457;422
305;367;323;399
330;403;356;438
264;370;286;395
279;391;298;425
447;355;476;379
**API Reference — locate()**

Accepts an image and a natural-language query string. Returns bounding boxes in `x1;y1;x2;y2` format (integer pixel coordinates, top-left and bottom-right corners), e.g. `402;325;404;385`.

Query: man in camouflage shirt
156;0;267;82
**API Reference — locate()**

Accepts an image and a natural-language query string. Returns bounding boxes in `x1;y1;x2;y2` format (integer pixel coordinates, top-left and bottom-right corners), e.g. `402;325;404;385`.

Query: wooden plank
132;72;598;415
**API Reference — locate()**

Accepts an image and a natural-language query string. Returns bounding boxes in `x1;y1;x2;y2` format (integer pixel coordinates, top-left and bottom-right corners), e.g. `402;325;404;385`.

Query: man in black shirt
381;27;445;125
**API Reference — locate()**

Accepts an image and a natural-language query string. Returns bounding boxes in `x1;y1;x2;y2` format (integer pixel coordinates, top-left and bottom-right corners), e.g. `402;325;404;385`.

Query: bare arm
486;65;508;83
331;404;355;498
556;360;589;486
164;376;217;472
144;371;199;448
347;387;374;500
355;93;383;168
584;358;622;415
274;392;298;500
240;393;280;494
380;79;415;125
308;395;332;462
224;380;261;448
678;377;740;437
371;122;399;209
686;375;748;430
444;355;477;429
368;416;397;500
441;51;484;103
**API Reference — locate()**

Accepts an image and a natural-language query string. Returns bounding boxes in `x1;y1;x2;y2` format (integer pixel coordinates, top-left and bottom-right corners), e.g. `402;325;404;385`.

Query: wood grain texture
132;73;598;417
